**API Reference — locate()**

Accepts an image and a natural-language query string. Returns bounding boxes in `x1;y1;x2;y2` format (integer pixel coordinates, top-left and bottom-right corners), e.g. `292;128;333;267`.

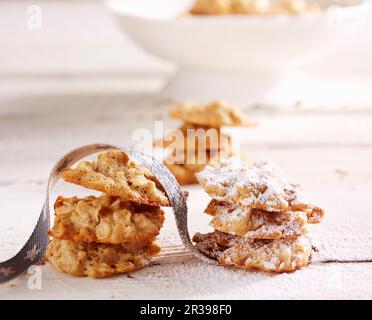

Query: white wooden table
0;80;371;299
0;0;372;300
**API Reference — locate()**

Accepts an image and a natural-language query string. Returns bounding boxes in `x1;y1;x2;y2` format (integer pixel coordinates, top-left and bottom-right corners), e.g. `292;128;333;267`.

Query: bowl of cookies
106;0;370;105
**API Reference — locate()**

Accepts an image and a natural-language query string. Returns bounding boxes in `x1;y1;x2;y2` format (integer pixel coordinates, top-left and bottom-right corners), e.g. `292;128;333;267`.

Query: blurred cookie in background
156;100;255;185
190;0;321;15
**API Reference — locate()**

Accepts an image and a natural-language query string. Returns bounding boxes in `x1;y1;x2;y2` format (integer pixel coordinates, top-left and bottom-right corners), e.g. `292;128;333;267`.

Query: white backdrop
0;0;371;75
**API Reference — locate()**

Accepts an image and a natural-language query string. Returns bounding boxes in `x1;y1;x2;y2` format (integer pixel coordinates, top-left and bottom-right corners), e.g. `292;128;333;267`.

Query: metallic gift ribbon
0;143;216;284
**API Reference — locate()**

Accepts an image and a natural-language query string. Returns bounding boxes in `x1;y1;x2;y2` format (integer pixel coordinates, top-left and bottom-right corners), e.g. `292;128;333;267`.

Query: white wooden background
0;0;372;299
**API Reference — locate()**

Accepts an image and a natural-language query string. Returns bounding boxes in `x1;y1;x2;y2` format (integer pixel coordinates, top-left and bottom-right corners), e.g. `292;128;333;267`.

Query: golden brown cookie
164;148;233;185
193;231;311;273
154;122;232;152
206;200;308;238
279;0;321;14
46;239;160;278
171;147;232;170
169;101;255;128
190;0;320;15
197;157;323;214
49;194;165;244
61;150;170;207
164;161;198;185
190;0;231;14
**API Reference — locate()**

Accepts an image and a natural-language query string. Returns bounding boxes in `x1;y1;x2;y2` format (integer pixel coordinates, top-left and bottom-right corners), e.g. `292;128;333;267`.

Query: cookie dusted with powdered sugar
49;194;165;244
197;157;323;213
205;200;309;239
61;150;170;207
193;231;312;273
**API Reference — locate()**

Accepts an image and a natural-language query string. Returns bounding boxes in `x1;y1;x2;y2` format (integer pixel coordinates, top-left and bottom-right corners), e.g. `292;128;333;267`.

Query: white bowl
106;0;370;105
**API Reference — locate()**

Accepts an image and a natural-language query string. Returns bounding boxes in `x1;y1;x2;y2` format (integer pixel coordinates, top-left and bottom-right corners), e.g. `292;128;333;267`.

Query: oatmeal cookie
197;157;323;214
191;0;231;14
164;147;233;185
168;147;233;170
46;239;160;278
193;231;311;272
154;122;232;151
61;150;170;206
163;162;198;185
206;200;308;238
190;0;320;15
49;194;165;244
169;101;255;127
190;0;273;15
279;0;321;14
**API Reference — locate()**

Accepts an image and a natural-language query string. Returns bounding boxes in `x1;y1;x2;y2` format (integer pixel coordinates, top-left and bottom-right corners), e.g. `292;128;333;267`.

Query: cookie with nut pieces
49;194;165;245
169;100;255;128
61;150;170;207
46;239;160;278
193;231;312;273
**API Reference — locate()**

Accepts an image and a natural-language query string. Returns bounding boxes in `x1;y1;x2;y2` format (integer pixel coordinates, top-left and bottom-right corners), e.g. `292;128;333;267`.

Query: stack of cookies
46;150;170;278
156;100;254;185
193;157;324;273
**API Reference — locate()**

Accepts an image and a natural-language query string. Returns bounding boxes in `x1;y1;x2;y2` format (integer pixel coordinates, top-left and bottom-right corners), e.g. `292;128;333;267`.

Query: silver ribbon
0;143;215;284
